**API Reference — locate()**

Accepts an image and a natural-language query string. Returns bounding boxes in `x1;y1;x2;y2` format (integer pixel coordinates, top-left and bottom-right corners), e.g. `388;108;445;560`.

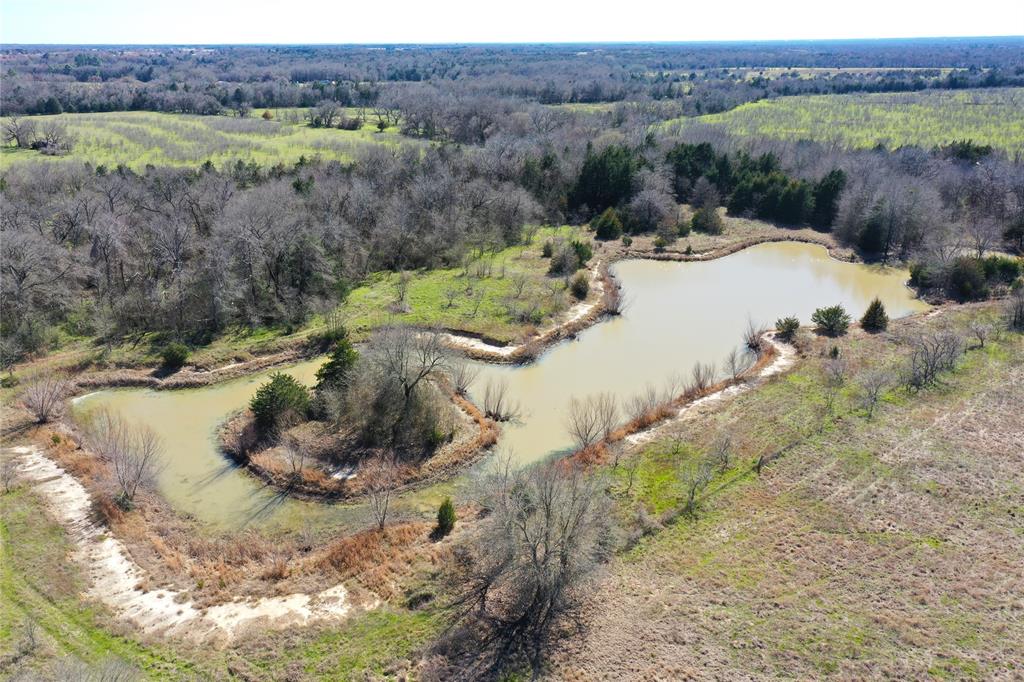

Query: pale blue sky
1;0;1022;44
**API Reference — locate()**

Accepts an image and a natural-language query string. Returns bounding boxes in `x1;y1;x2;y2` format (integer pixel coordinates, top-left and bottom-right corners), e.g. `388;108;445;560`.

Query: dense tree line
3;39;1023;117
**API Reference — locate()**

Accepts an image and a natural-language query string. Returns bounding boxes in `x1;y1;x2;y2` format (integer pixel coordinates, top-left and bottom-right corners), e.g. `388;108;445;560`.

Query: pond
74;241;928;531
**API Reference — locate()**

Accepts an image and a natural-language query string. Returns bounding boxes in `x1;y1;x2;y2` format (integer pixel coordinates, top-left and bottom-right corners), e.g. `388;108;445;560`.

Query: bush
250;372;311;433
653;235;668;252
435;497;456;538
160;342;189;370
690;206;724;235
592;207;623;241
621;235;633;247
677;219;691;237
811;305;851;336
982;254;1022;284
570;272;590;300
909;262;937;289
547;242;579;276
541;240;554;258
949;257;988;300
860;298;889;332
774;316;800;342
571;239;593;266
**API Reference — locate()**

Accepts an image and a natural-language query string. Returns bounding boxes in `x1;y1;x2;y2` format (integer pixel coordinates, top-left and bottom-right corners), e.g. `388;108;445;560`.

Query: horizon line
3;35;1024;49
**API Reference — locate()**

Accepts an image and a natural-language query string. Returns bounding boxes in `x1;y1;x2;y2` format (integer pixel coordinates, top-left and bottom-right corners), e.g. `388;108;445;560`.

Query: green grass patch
0;110;407;172
666;88;1024;155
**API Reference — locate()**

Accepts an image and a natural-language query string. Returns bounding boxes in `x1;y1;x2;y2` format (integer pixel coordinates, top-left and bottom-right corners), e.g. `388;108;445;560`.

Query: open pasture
0;110;402;171
671;87;1024;155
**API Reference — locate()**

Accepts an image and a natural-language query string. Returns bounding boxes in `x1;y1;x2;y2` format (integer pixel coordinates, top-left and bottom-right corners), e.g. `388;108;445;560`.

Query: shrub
621;235;633;247
434;497;456;538
250;372;311;433
571;239;593;266
982;254;1022;284
948;257;988;300
653;235;668;252
774;316;800;342
677;219;691;237
541;240;554;258
547;243;579;276
570;272;590;300
909;262;937;289
860;298;888;332
690;206;724;235
160;342;189;370
592;207;623;241
811;305;851;336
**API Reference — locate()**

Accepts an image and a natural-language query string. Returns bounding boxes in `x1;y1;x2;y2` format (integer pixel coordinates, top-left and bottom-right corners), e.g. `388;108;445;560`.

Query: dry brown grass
547;306;1024;679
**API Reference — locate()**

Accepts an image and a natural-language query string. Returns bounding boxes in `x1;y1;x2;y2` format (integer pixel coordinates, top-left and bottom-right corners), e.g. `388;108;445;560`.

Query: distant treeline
2;39;1024;117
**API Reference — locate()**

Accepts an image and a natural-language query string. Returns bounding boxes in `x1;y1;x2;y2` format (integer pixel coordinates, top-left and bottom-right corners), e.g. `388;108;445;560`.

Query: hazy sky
1;0;1022;44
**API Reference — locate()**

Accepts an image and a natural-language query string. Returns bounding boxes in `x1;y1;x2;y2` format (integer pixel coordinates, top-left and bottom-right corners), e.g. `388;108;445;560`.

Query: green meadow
669;87;1024;155
0;110;405;171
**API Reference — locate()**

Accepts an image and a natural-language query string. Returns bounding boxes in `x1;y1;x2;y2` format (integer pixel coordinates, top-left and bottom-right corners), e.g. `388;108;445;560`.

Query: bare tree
1007;288;1024;331
822;358;848;417
86;410;165;509
857;367;892;419
679;453;714;517
724;347;752;381
370;326;449;447
483;378;519;422
967;319;993;349
744;317;767;355
710;434;732;473
2;115;36;148
566;396;603;450
593;392;619;441
626;385;660;423
364;457;397;530
448;356;481;396
283;437;307;480
901;330;965;392
690;361;717;393
21;373;71;423
451;457;611;669
510;272;528;299
443;285;460;308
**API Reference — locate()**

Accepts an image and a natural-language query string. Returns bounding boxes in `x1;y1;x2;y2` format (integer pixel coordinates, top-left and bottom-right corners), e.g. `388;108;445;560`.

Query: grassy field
553;304;1024;679
669;87;1024;155
0;110;404;172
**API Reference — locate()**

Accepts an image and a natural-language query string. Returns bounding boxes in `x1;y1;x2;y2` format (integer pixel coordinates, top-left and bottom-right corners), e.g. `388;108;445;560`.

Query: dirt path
4;445;367;646
625;335;796;447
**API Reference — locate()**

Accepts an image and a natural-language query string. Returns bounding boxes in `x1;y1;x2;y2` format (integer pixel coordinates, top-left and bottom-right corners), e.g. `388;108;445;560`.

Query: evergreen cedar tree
250;373;311;431
592;207;623;240
860;298;889;332
435;497;456;538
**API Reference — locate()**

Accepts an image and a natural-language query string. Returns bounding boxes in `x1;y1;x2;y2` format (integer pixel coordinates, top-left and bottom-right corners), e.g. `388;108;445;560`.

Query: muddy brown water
74;242;928;530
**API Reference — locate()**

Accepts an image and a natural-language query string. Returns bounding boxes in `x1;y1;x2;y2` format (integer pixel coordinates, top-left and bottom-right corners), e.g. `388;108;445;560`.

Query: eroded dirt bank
4;445;369;647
